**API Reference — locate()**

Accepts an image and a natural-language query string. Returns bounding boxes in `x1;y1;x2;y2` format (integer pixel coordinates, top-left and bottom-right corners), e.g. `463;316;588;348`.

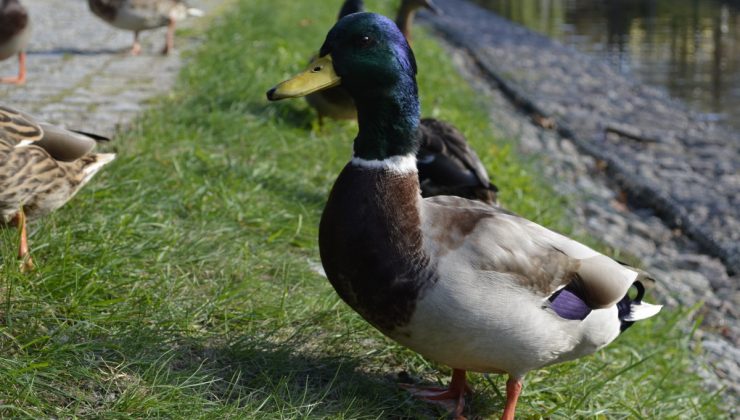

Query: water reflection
473;0;740;128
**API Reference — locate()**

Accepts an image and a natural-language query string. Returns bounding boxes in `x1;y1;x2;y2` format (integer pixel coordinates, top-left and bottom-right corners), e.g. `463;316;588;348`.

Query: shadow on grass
100;330;449;418
90;312;512;419
239;96;318;131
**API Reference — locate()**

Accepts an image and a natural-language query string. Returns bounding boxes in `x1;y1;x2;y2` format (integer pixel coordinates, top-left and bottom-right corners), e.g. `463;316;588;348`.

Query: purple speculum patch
549;289;592;320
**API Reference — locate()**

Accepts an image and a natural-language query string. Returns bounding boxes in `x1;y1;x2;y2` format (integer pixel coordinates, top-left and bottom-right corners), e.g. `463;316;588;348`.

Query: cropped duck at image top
0;0;30;84
87;0;204;55
267;12;661;420
0;106;115;271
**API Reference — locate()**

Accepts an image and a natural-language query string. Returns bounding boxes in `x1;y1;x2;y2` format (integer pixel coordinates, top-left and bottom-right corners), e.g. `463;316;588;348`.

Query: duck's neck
352;84;420;162
338;0;364;19
395;4;418;43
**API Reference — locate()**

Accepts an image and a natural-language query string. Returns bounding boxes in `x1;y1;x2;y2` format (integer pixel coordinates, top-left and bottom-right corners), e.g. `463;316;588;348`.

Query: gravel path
0;0;222;133
420;0;739;407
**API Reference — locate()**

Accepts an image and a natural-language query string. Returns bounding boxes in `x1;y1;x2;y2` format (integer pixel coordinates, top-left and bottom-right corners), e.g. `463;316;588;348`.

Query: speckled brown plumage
0;106;115;270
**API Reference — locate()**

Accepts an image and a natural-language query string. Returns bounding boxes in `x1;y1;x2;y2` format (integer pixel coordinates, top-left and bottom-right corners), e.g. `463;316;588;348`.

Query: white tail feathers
187;8;205;17
171;6;204;21
82;153;116;183
14;139;35;148
625;302;662;322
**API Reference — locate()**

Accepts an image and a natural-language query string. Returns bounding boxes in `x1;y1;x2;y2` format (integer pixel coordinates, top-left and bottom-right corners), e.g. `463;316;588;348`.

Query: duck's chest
319;165;436;334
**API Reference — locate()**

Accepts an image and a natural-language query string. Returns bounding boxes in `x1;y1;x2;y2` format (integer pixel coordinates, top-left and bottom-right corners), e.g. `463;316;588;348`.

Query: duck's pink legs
402;369;471;419
131;31;141;55
501;377;523;420
162;19;176;55
0;51;27;85
14;210;34;272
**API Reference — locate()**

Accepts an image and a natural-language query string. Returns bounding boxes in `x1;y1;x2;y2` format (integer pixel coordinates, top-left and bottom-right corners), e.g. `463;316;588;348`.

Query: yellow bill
266;55;341;101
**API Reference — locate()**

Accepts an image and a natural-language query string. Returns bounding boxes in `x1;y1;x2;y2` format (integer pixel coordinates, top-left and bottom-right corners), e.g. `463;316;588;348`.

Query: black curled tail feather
617;281;645;332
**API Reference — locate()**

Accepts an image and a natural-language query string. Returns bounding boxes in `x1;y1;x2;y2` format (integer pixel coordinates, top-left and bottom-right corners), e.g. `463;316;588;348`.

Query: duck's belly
110;7;170;31
0;29;30;60
390;275;578;378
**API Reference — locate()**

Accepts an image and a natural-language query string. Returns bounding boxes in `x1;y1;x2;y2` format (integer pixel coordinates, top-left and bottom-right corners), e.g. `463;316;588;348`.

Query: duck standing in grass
87;0;203;55
0;106;115;271
0;0;30;85
267;13;661;419
306;0;498;204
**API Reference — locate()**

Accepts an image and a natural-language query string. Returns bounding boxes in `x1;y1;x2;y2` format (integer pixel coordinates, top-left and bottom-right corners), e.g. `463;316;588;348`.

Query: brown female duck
0;106;115;271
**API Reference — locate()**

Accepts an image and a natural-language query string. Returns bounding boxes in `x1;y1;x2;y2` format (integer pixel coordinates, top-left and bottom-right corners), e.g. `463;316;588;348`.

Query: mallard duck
87;0;203;55
0;106;115;271
305;0;496;204
0;0;30;85
267;13;661;419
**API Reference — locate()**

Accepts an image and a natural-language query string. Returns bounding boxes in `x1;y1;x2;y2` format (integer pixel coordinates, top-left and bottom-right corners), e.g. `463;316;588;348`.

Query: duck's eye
353;35;374;49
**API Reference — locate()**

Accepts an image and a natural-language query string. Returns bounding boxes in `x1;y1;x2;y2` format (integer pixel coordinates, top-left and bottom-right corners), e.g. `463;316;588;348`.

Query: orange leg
163;20;176;55
131;31;142;56
14;210;34;272
501;377;522;420
0;51;27;85
402;369;471;419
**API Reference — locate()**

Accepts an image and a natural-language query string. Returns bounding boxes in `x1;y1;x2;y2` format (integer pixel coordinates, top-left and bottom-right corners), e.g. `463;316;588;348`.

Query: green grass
0;0;727;418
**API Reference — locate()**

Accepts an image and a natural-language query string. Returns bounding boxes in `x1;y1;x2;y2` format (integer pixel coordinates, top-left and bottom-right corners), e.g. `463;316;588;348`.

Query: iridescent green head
268;13;421;160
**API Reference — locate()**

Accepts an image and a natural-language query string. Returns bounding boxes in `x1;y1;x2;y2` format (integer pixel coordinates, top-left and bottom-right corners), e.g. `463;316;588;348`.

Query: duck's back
417;118;498;204
89;0;184;30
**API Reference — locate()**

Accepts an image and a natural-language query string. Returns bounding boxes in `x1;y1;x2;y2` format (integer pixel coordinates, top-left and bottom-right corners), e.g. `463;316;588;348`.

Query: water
473;0;740;128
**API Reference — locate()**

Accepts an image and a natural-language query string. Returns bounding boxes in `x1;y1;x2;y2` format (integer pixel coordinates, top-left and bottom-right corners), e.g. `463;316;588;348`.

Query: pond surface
473;0;740;129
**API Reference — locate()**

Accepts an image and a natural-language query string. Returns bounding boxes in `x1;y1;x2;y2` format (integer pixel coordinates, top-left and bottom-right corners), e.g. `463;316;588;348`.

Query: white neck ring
350;154;418;174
